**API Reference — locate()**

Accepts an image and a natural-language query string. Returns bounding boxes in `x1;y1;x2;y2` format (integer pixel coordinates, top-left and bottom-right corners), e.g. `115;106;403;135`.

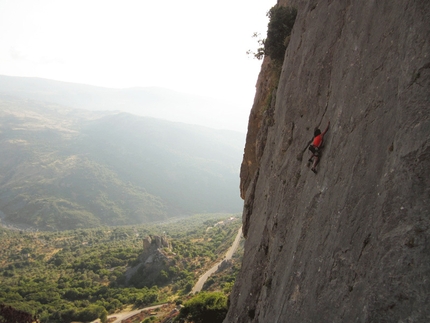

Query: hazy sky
0;0;276;132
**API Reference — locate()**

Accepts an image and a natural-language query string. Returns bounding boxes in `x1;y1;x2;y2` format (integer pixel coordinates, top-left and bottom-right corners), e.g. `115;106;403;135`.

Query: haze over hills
0;75;246;132
0;96;244;231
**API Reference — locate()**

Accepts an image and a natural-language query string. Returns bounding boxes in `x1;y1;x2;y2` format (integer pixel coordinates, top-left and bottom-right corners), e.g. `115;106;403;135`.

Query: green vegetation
247;4;298;123
265;5;297;63
0;214;242;322
175;292;228;323
248;5;297;64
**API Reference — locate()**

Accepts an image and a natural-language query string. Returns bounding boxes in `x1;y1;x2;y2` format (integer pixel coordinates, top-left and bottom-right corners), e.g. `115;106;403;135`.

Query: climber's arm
322;121;330;135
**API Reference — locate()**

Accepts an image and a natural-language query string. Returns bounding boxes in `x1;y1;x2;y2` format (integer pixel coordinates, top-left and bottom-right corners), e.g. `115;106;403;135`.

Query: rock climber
308;121;330;173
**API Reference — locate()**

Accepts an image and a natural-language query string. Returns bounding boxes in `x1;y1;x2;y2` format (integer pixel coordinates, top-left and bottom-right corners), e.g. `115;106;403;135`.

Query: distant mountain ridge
0;75;245;132
0;97;243;230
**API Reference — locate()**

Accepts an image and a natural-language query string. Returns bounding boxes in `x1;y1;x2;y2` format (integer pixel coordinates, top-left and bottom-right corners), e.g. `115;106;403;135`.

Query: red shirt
313;134;323;147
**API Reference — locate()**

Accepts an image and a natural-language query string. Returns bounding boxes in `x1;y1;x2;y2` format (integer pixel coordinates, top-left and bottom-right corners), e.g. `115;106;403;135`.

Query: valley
0;76;247;322
0;213;244;322
0;97;244;231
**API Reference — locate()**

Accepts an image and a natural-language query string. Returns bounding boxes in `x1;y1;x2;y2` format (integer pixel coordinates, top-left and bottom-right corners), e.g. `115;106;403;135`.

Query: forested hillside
0;214;243;322
0;97;244;230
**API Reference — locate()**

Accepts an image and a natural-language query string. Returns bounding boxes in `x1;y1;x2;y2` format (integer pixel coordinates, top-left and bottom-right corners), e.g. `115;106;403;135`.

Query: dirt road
191;226;242;294
91;226;243;322
91;304;165;323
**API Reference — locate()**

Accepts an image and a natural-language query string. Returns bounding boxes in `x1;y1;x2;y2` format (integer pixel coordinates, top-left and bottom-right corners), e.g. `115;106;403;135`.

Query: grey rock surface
125;235;171;283
226;1;430;322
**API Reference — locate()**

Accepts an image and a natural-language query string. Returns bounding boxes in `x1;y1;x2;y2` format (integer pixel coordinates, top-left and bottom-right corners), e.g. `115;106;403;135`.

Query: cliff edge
227;1;429;322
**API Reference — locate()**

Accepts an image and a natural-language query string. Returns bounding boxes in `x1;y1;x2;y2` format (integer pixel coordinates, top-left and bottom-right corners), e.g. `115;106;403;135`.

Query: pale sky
0;0;276;132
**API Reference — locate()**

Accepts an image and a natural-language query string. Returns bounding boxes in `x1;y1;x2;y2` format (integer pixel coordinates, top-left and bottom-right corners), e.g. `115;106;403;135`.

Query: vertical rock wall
227;1;430;322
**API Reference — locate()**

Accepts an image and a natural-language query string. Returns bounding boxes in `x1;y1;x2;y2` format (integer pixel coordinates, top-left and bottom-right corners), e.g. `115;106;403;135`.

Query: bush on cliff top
249;5;297;63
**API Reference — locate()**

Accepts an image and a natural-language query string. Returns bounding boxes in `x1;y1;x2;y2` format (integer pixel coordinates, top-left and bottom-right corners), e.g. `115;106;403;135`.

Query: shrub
248;5;297;63
76;305;107;323
265;5;297;62
175;292;227;323
0;304;36;323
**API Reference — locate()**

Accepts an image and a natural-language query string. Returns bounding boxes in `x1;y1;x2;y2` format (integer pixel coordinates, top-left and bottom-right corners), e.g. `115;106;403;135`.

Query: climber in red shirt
308;121;330;174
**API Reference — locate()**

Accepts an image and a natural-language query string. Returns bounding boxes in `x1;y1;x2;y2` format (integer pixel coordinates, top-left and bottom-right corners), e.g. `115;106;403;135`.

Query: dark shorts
309;145;321;157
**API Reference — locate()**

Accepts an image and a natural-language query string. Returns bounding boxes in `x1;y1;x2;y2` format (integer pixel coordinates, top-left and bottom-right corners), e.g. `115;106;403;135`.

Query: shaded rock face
142;235;171;254
226;1;429;322
125;235;171;283
217;259;233;273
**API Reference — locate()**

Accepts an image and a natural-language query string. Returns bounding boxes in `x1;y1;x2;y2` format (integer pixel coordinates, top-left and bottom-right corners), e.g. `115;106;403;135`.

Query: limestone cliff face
227;1;430;322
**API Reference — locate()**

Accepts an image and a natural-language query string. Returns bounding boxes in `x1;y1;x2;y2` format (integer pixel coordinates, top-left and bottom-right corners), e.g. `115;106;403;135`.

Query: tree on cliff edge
265;5;297;62
248;5;297;63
